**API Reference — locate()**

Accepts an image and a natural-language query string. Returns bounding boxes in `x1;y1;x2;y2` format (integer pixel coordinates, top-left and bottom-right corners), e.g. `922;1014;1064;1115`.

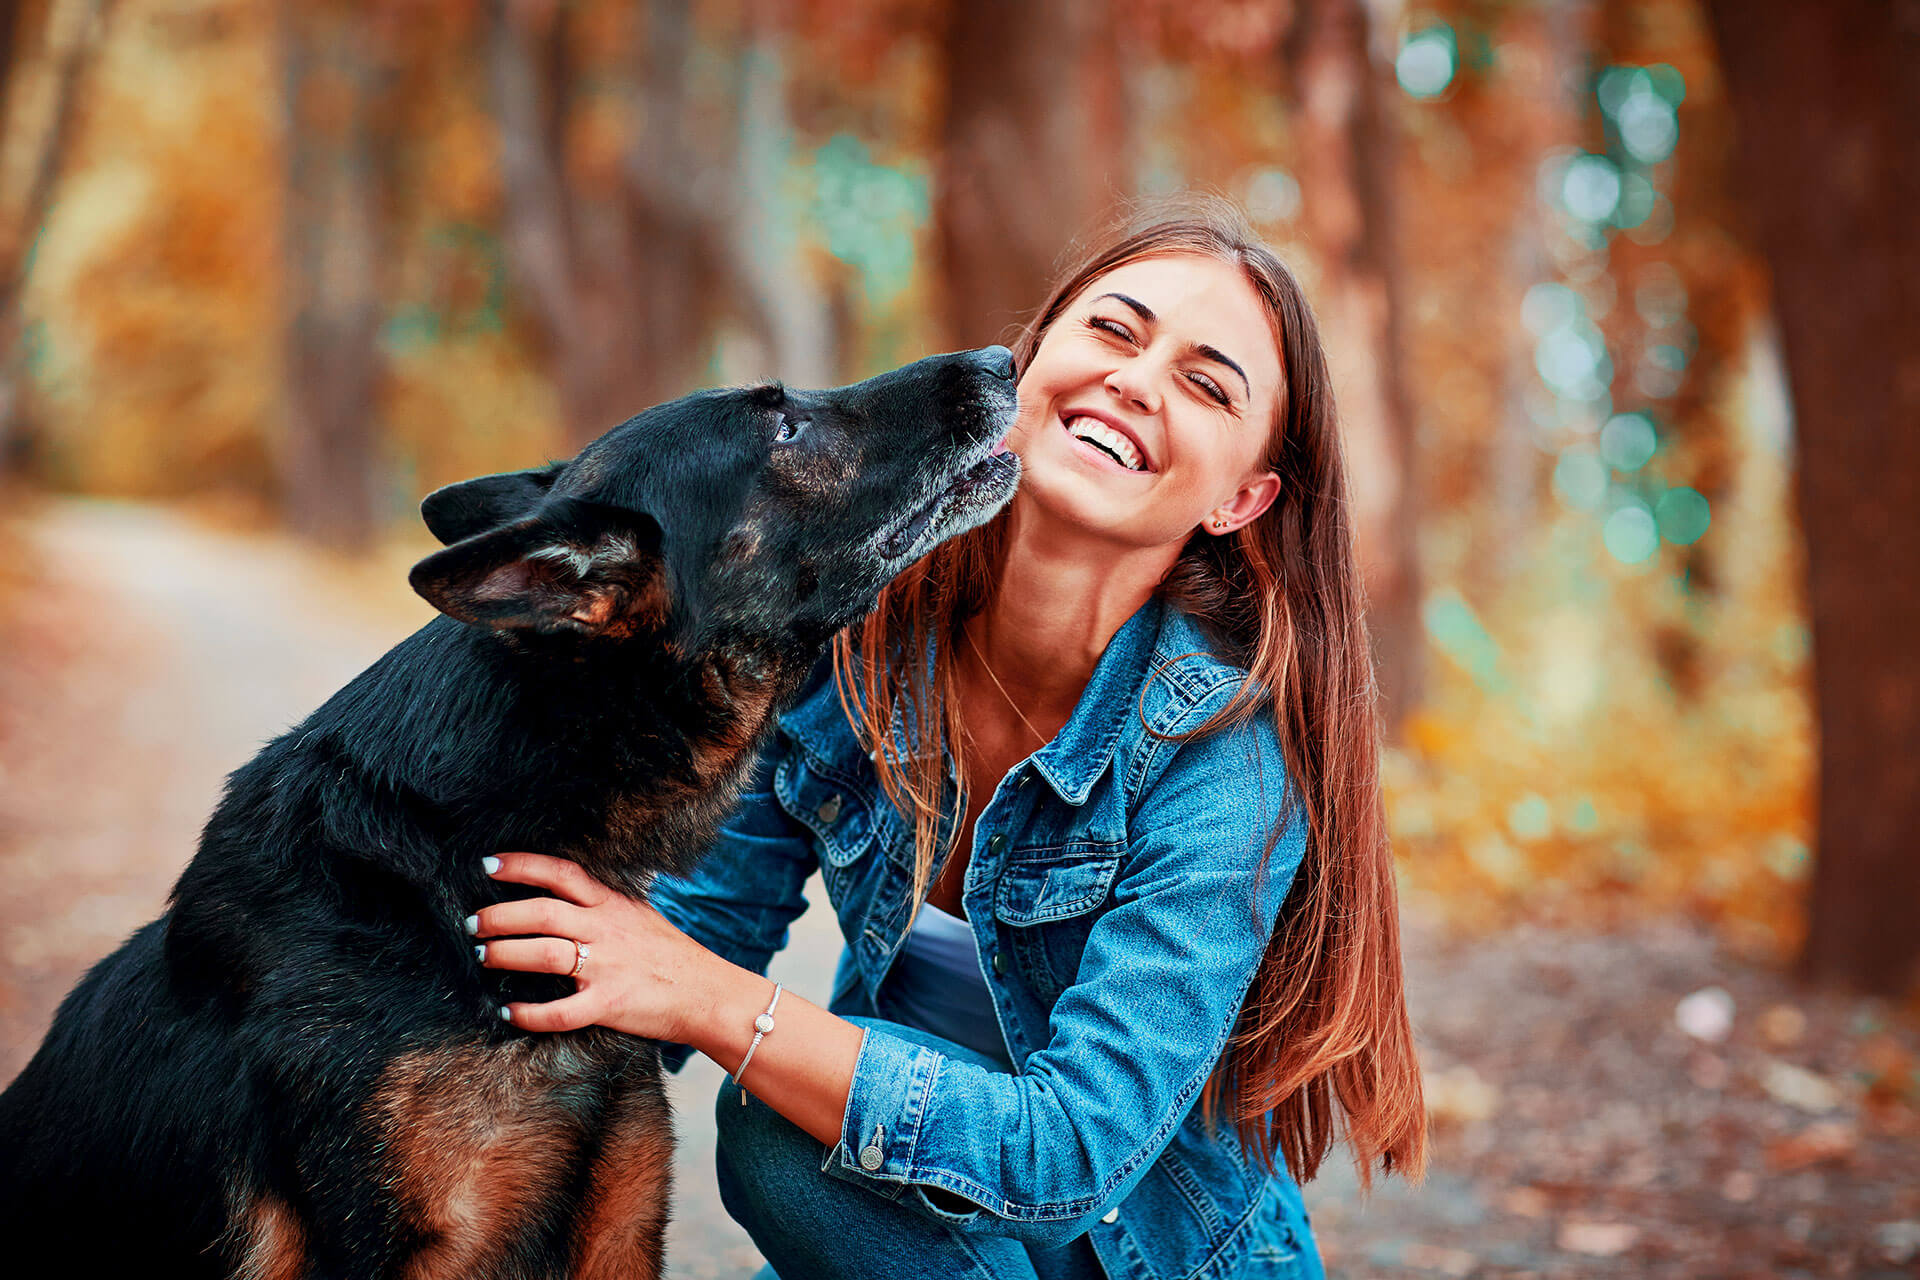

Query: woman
468;197;1428;1278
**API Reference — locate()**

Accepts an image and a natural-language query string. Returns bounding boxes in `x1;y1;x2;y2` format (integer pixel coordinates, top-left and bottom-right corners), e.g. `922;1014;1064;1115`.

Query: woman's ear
1208;470;1281;534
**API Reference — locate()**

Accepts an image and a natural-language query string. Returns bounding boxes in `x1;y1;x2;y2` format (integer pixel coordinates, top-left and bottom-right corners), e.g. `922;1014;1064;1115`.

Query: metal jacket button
991;951;1007;976
1100;1208;1119;1224
985;834;1005;855
859;1122;885;1170
817;794;842;823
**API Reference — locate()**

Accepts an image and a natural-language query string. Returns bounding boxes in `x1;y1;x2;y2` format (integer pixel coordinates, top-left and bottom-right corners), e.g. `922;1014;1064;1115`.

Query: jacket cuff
819;1026;939;1204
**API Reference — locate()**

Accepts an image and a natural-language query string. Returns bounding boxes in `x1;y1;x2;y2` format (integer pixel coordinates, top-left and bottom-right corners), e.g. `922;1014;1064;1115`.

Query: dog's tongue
991;436;1010;457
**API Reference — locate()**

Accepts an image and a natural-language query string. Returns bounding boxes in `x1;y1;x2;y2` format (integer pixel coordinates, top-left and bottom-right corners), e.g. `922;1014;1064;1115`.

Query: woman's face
1007;252;1285;551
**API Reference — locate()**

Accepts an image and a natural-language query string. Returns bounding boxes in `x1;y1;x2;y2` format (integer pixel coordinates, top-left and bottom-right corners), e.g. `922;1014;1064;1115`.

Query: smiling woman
479;194;1426;1280
1008;252;1286;553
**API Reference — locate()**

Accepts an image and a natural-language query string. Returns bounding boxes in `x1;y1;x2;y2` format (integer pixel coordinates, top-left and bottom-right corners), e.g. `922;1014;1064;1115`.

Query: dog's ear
409;499;667;638
419;463;565;546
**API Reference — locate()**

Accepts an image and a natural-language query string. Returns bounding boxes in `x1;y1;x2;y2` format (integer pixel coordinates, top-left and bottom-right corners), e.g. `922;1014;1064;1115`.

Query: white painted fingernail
499;1006;513;1023
474;943;486;963
482;856;501;874
464;914;480;934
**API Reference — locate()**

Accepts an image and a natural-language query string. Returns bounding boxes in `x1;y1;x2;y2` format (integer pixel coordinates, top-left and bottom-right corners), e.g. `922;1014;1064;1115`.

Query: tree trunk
1487;0;1594;587
934;0;1131;348
1284;0;1423;734
279;0;382;550
726;15;833;388
1706;0;1920;994
0;0;113;476
490;0;728;446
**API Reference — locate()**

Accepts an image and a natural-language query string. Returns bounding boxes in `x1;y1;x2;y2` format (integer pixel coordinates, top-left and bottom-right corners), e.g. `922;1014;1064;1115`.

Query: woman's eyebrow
1192;342;1251;400
1093;291;1252;400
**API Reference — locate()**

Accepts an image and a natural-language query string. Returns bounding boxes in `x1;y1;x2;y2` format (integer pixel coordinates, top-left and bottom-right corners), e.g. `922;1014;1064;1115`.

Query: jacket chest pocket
991;852;1121;1002
774;752;877;871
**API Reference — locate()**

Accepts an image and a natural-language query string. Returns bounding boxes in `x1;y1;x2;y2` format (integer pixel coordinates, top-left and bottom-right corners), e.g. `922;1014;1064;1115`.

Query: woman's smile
1058;409;1154;474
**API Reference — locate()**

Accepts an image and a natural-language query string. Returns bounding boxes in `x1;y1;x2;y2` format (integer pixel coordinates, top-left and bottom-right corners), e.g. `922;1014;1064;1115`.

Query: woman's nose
1104;357;1162;416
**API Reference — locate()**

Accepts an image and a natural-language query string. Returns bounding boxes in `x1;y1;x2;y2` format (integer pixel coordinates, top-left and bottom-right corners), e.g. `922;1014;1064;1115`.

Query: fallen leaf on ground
1764;1121;1857;1171
1557;1220;1640;1256
1761;1058;1843;1113
1425;1064;1500;1126
1676;986;1735;1042
1401;1244;1479;1276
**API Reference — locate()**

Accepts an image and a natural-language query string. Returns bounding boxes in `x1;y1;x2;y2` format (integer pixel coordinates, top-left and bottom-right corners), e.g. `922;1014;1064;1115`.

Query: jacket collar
778;593;1236;806
1025;594;1164;804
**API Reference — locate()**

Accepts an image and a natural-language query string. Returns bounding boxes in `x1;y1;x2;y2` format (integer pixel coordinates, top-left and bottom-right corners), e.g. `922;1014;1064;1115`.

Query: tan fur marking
573;1092;674;1280
689;660;777;784
372;1042;587;1279
596;657;781;852
230;1192;307;1280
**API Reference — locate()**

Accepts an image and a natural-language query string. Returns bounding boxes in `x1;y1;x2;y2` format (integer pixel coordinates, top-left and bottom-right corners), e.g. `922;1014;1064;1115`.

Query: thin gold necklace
961;621;1051;749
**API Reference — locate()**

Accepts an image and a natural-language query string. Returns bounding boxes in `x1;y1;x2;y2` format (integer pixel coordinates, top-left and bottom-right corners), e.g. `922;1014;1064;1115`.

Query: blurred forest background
1;0;1915;1274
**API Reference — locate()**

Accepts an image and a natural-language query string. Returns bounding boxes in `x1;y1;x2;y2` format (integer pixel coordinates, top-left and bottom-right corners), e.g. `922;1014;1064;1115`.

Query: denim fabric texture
653;595;1324;1280
715;1016;1110;1280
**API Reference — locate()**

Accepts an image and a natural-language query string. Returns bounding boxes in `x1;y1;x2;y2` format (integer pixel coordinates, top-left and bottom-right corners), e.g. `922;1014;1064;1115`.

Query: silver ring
570;941;590;978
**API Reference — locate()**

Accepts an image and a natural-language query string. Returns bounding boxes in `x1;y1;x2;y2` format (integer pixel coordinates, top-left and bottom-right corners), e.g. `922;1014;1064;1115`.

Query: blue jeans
714;1017;1108;1280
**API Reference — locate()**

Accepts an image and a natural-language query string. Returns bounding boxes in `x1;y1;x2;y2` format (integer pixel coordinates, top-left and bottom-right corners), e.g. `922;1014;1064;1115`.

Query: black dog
0;347;1019;1278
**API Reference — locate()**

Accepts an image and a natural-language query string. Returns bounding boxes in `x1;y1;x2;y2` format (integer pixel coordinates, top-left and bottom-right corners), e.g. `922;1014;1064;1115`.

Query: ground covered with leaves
1305;911;1920;1277
1;501;1915;1277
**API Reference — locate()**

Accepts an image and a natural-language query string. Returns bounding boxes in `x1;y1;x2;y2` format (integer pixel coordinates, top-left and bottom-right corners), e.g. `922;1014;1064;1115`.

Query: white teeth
1064;416;1144;471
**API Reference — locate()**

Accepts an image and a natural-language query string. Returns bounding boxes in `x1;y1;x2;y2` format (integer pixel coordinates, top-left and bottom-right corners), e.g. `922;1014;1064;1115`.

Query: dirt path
2;500;1915;1277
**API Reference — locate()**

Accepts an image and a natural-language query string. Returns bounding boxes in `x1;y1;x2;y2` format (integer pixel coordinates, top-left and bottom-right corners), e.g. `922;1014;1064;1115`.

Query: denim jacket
652;595;1321;1279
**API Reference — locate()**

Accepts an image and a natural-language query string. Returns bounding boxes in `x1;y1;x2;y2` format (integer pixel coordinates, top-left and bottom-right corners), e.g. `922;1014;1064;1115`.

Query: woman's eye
1187;372;1231;406
1087;316;1134;343
774;415;808;444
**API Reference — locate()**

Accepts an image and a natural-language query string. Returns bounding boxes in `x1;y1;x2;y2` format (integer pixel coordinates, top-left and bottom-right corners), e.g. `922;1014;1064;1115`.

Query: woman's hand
470;852;724;1040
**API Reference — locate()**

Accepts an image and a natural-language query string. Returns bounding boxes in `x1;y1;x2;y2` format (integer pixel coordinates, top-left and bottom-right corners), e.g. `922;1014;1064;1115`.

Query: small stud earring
1212;517;1228;530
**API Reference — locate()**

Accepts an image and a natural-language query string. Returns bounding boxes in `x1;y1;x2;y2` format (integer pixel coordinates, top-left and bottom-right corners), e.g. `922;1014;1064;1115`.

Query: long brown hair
831;195;1427;1188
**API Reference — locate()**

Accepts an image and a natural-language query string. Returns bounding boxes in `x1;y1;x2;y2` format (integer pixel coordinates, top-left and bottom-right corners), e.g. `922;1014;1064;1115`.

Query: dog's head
409;346;1020;659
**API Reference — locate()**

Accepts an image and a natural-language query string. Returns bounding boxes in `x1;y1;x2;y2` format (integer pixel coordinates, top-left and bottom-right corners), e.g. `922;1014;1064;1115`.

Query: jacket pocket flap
774;753;875;868
992;855;1121;925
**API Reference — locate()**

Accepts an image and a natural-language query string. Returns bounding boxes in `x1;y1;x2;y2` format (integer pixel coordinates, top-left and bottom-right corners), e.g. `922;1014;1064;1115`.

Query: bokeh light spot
1655;486;1711;544
1765;835;1809;881
1535;317;1613;402
1613;170;1657;228
1553;447;1610;511
1568;797;1601;834
1397;27;1457;98
1599;412;1657;470
809;134;929;306
1243;167;1301;223
1561;153;1622;223
1772;621;1810;665
1616;86;1678;164
1595;66;1644;117
1645;62;1688;105
1508;793;1554;842
1423;589;1506;692
1603;502;1660;563
1634;262;1688;327
1521;282;1579;336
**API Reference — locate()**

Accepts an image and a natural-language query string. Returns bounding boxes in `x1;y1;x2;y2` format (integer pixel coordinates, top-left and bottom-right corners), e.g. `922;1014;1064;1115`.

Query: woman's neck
969;503;1180;723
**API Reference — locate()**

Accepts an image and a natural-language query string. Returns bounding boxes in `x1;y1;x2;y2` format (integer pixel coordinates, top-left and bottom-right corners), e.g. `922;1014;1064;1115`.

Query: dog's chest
354;1033;670;1275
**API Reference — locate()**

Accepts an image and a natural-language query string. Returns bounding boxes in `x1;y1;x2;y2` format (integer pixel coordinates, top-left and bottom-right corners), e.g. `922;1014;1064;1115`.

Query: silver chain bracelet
732;981;784;1103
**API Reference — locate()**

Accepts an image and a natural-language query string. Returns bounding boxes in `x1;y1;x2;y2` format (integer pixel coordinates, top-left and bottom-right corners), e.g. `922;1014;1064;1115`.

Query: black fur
0;347;1019;1278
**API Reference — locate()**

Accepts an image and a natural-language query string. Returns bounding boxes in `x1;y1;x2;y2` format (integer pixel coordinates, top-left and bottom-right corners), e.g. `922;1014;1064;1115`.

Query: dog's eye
773;415;809;445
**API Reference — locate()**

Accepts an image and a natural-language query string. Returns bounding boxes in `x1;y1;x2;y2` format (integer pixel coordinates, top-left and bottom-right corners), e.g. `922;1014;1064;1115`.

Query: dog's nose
977;345;1016;381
